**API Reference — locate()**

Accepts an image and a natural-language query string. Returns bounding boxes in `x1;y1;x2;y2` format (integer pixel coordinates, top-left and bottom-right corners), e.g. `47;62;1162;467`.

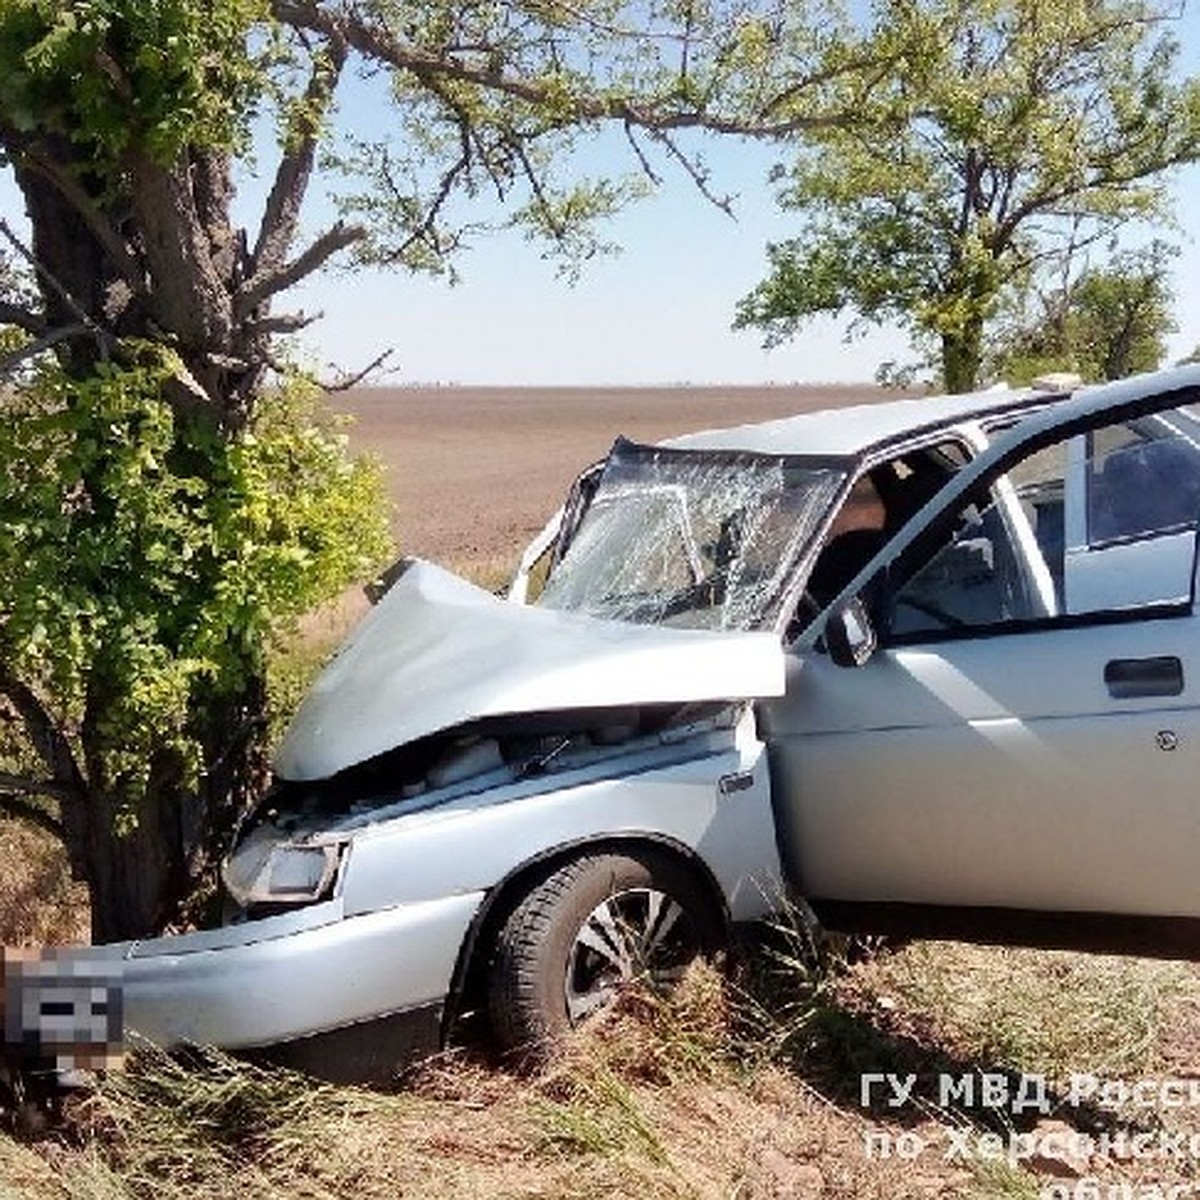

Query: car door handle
1104;656;1184;699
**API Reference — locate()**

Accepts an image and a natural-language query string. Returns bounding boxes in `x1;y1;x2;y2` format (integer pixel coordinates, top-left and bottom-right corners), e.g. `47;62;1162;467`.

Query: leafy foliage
0;353;391;820
989;241;1178;384
0;0;268;165
735;0;1200;391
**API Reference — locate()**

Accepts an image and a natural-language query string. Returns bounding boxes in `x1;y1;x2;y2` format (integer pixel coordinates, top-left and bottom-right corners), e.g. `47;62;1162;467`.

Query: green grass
968;1160;1046;1200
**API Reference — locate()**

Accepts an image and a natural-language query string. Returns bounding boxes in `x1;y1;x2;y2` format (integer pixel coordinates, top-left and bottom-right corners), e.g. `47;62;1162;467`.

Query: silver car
27;365;1200;1081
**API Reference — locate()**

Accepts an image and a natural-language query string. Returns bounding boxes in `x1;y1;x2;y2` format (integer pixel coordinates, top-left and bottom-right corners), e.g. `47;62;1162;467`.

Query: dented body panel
275;559;785;781
92;708;780;1067
338;707;781;924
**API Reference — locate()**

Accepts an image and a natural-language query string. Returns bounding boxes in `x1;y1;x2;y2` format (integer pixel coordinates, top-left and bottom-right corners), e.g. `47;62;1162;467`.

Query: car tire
487;848;725;1054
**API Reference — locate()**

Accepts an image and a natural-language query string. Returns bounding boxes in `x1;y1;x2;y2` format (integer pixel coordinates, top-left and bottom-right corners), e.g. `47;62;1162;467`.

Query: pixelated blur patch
2;946;126;1074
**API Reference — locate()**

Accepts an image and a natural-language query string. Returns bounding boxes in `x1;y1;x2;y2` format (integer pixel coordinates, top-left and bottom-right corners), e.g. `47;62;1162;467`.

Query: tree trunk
13;141;263;424
11;144;138;374
941;314;985;393
80;767;188;945
9;143;276;941
79;671;271;942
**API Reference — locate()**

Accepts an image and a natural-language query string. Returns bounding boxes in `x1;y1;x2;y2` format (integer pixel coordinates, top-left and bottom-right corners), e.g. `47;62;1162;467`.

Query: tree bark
6;138;279;940
79;765;188;945
10;143;134;375
79;669;270;942
941;312;985;393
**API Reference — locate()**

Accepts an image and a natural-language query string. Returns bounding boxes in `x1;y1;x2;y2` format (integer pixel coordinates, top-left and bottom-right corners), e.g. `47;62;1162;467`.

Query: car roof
661;385;1050;458
979;363;1200;457
782;364;1200;654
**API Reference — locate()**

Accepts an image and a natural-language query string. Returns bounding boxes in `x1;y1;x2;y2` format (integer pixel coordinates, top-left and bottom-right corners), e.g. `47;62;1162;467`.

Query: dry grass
0;821;89;947
3;944;1198;1200
13;964;915;1200
835;941;1192;1082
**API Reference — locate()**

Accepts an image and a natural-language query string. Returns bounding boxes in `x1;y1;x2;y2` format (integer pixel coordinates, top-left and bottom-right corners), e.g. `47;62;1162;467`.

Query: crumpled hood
275;559;785;781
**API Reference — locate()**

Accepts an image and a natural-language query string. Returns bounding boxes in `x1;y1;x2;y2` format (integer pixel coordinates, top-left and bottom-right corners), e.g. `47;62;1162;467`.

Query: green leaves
0;0;269;167
988;240;1179;384
0;355;392;806
736;0;1200;391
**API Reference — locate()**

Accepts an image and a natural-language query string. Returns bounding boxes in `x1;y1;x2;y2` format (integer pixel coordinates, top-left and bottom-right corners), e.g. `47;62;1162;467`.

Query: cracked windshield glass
537;438;846;631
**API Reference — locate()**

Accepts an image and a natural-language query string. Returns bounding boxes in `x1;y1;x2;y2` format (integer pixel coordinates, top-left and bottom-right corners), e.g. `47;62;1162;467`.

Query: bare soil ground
331;384;892;578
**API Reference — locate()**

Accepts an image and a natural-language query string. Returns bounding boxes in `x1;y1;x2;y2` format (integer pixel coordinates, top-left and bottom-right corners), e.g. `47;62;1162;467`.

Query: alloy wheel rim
563;886;696;1024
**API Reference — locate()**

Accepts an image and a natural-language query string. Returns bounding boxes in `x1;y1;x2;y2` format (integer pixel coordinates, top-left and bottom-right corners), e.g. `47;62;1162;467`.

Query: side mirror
824;597;877;668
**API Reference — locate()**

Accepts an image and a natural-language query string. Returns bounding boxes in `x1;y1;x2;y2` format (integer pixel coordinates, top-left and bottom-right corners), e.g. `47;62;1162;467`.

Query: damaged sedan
30;364;1200;1081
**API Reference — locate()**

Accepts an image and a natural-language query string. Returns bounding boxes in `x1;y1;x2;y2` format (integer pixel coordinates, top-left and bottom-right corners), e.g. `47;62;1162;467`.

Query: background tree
0;0;861;940
988;240;1178;384
734;0;1200;392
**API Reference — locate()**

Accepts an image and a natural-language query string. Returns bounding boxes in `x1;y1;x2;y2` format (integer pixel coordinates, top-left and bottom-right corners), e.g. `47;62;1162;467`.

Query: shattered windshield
536;438;847;631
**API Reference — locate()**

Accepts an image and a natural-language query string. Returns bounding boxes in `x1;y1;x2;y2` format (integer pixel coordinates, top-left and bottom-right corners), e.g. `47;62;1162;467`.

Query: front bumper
8;891;484;1083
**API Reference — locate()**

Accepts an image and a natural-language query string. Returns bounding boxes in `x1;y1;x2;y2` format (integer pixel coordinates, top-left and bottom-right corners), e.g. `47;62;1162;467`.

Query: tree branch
238;220;365;313
0;667;87;803
247;309;321;335
996;124;1200;245
758;47;908;121
0;772;76;803
251;31;348;281
646;130;735;217
0;300;46;336
320;347;395;392
0;218;116;357
510;139;568;241
0;792;65;841
622;122;663;186
271;0;848;138
374;128;475;265
0;323;90;378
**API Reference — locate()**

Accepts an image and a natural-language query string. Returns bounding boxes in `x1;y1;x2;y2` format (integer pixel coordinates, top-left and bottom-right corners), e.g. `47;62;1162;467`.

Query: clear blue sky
285;140;1200;387
281;131;921;386
253;3;1200;387
3;9;1198;388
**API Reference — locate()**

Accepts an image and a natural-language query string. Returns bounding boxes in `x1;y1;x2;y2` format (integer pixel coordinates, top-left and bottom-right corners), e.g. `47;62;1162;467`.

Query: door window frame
875;392;1200;649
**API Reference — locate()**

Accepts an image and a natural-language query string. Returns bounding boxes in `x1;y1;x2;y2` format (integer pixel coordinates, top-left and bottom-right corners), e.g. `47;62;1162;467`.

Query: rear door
763;395;1200;939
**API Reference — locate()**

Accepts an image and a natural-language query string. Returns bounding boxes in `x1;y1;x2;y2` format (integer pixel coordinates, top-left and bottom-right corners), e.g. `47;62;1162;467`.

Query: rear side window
1087;414;1200;546
888;407;1200;640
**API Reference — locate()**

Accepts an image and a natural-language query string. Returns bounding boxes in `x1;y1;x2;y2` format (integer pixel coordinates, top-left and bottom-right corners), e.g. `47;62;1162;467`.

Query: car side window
1087;415;1200;545
794;440;968;632
889;409;1200;640
890;490;1043;636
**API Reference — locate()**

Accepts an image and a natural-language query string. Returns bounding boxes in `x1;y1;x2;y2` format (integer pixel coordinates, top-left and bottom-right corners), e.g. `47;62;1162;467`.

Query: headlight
222;827;342;908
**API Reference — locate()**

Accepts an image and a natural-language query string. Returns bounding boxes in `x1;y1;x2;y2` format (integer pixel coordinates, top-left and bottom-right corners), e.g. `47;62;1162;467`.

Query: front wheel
487;849;725;1053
